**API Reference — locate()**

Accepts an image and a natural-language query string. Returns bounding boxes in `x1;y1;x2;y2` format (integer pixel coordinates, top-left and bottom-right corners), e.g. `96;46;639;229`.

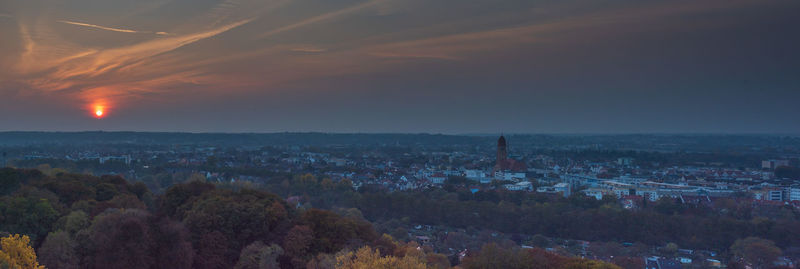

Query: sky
0;0;798;133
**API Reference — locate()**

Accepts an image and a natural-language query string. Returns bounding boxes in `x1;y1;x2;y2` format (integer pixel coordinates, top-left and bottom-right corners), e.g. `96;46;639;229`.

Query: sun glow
93;106;105;118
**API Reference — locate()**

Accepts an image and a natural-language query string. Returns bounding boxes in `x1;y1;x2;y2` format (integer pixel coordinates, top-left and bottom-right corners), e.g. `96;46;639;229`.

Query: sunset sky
1;0;798;133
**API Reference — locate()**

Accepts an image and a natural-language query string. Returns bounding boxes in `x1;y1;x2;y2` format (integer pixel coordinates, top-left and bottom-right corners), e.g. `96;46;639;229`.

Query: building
504;181;533;191
494;171;526;181
789;187;800;201
763;159;790;170
537;183;571;197
428;173;447;184
646;257;682;269
617;157;635;166
768;189;783;201
753;188;786;201
494;135;527;172
582;188;605;200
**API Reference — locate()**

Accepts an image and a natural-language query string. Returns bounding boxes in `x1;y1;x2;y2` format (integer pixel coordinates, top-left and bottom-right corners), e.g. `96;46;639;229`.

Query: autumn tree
301;209;377;254
37;230;78;269
151;219;194;269
233;241;283;269
306;253;336;269
283;225;314;267
462;243;620;269
425;253;450;269
87;209;155;269
181;190;287;263
335;246;427;269
561;259;621;269
610;257;644;269
193;231;231;269
730;237;782;269
0;234;45;269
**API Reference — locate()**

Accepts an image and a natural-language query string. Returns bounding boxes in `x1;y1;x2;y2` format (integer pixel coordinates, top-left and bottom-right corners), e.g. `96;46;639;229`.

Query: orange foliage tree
0;234;46;269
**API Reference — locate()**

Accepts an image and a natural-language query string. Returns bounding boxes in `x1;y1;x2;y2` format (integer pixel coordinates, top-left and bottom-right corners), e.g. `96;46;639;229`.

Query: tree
60;210;90;235
192;231;231;269
610;257;644;269
0;196;59;242
301;209;377;254
462;243;620;269
335;246;427;269
233;241;283;269
661;243;678;257
528;234;550;248
562;259;621;269
774;166;800;180
0;168;21;196
181;190;286;262
730;237;781;269
588;242;624;259
87;209;155;269
425;253;450;269
94;183;119;201
37;231;78;269
152;219;194;269
306;253;336;269
0;234;45;269
283;225;314;266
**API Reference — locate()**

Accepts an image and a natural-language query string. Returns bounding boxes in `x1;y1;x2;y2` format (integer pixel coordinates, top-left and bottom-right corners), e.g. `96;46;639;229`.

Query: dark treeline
2;167;797;268
0;168;625;269
355;189;799;250
0;168;376;268
259;174;800;256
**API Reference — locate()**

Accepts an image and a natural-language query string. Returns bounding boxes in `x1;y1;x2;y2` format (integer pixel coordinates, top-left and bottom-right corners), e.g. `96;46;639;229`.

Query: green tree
0;168;21;196
60;210;90;235
0;196;59;242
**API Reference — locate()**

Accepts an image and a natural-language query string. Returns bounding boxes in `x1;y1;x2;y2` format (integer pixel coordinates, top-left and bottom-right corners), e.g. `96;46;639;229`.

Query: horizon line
0;130;798;136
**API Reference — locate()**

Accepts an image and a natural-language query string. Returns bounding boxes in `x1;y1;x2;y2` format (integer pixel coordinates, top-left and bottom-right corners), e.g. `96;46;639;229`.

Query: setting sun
94;106;105;118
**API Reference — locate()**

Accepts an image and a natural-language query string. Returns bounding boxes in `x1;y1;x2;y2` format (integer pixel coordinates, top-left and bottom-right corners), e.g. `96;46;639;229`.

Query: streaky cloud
258;0;384;39
58;20;170;35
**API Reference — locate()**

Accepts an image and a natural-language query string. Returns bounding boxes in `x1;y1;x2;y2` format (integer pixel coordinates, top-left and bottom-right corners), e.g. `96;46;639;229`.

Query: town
2;132;799;268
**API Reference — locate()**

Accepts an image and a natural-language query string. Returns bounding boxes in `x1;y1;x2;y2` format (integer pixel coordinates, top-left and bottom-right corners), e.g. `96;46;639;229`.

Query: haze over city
1;0;799;133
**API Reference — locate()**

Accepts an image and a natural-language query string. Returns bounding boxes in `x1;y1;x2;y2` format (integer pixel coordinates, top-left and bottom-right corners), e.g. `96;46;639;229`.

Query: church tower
496;135;507;169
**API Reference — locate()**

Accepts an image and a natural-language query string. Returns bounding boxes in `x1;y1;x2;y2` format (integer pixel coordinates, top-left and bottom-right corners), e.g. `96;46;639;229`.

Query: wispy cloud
15;18;253;100
258;0;384;39
290;47;327;53
2;0;787;114
58;20;170;35
58;20;140;33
